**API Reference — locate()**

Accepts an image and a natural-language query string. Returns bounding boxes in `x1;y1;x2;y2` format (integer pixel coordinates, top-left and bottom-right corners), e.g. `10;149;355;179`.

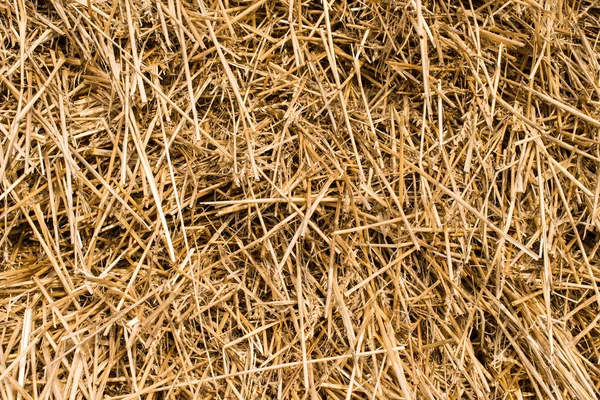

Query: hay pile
1;0;600;398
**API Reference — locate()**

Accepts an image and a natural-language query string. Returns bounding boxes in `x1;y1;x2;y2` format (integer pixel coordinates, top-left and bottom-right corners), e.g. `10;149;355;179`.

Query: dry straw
1;0;600;398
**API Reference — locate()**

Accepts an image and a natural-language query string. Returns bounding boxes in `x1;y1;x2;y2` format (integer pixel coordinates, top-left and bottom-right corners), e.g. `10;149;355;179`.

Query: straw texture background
1;0;600;398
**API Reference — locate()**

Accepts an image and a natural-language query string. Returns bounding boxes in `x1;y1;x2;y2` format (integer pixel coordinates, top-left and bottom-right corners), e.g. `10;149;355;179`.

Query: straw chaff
1;0;600;398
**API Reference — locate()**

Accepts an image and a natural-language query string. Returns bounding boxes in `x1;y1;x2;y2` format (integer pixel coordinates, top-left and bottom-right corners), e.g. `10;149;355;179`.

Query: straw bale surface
1;0;600;398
